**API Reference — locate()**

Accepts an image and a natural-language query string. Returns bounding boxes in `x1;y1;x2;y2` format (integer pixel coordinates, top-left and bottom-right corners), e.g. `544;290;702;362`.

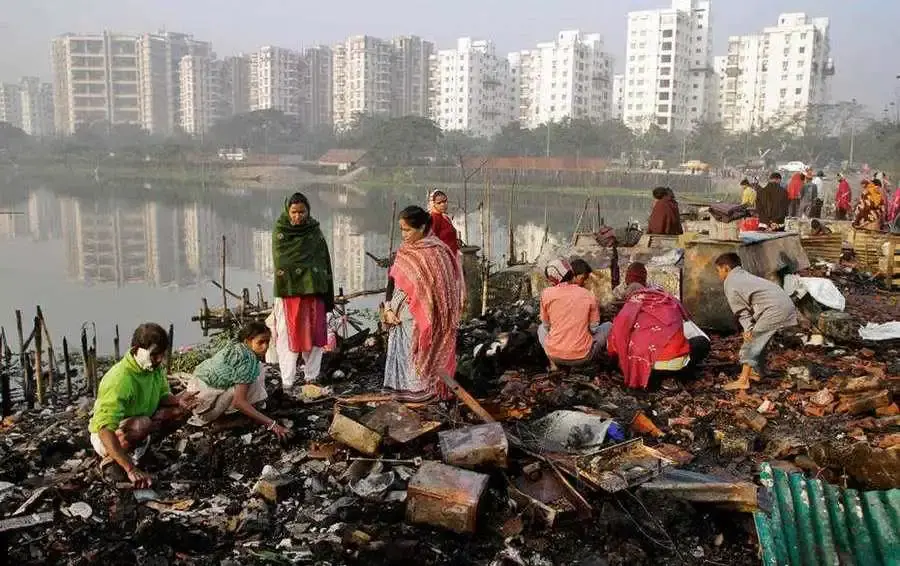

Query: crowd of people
739;168;900;233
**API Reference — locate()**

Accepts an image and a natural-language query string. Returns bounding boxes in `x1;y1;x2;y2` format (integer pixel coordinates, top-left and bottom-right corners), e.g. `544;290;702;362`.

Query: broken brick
655;443;695;465
736;408;768;432
875;403;899;417
859;348;875;359
877;434;900;450
836;390;892;415
842;376;883;394
809;389;835;406
253;476;294;503
805;404;828;418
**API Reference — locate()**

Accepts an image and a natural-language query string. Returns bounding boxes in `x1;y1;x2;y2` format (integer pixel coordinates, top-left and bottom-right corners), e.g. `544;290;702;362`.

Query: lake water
0;181;652;354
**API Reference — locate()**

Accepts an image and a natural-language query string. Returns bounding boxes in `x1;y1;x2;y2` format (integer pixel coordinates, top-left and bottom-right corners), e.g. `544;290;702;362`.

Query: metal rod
166;324;174;374
113;324;121;360
80;328;90;396
221;235;227;310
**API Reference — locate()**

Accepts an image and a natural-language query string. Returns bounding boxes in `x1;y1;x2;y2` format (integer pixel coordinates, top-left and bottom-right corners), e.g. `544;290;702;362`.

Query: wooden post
24;353;35;409
37;306;57;404
90;333;98;397
15;310;26;403
572;198;590;244
0;327;9;417
221;235;227;311
113;325;121;360
80;328;90;395
33;316;44;406
166;324;175;374
62;337;72;402
506;171;517;267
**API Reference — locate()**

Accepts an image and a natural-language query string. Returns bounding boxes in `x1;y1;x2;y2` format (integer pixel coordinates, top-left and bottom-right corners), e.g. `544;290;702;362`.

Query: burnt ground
1;267;898;566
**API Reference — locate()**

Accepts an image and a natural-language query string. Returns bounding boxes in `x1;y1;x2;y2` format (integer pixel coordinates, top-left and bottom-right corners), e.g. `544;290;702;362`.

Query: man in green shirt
89;323;197;487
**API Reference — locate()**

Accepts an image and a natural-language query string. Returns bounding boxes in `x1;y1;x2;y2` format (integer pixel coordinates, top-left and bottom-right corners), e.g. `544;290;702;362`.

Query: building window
657;117;668;126
663;29;673;38
662;42;673;51
659;79;671;88
799;46;806;54
779;88;787;98
795;88;802;95
661;55;672;63
659;92;670;100
658;104;669;113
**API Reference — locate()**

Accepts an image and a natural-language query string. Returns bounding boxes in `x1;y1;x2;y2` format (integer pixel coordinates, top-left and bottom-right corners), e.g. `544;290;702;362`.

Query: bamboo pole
1;327;9;417
113;324;121;360
571;198;591;244
62;337;72;402
33;316;44;405
507;171;517;267
90;329;98;397
37;306;57;404
221;235;227;311
24;353;34;409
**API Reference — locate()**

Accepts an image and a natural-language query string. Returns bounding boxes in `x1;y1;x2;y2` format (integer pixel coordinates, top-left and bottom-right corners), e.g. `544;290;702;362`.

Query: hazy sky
1;0;897;111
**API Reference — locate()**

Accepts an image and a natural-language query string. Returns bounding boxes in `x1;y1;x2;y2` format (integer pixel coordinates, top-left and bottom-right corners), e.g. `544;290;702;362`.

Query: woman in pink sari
381;206;462;401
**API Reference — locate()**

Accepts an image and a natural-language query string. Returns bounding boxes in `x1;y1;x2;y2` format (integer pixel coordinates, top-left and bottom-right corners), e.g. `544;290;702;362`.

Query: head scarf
273;197;334;308
545;259;573;286
625;263;648;286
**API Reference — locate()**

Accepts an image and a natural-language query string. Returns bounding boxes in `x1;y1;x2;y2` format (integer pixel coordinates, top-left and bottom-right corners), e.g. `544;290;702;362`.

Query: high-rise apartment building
332;36;394;130
179;55;213;135
623;0;714;132
301;46;333;131
19;78;55;137
136;31;211;135
249;46;302;117
721;13;833;133
51;32;141;134
514;30;614;128
223;55;251;116
612;74;625;119
391;36;433;118
0;83;22;128
430;38;513;138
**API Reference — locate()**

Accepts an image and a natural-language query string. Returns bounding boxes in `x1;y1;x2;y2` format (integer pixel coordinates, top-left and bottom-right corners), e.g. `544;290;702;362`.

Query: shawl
609;288;689;389
787;174;804;200
853;185;886;231
756;182;789;225
193;342;260;390
647;196;684;235
835;180;852;212
389;235;462;400
272;204;334;310
430;212;460;255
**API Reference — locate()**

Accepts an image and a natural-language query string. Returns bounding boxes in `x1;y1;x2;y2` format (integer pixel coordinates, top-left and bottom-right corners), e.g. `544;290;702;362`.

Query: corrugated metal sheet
754;462;900;566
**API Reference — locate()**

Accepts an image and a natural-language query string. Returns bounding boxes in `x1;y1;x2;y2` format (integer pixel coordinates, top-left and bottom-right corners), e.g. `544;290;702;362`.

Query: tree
0;122;29;153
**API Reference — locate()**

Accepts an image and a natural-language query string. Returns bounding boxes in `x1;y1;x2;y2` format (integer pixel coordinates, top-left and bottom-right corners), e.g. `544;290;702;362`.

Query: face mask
134;347;156;371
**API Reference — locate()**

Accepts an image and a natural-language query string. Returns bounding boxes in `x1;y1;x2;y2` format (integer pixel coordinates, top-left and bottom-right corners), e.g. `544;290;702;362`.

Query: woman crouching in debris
185;322;290;441
538;258;612;371
381;205;462;402
715;253;798;391
607;263;710;390
267;192;335;389
89;323;199;487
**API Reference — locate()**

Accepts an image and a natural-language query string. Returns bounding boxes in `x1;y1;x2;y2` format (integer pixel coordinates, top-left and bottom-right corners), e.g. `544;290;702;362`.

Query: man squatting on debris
716;252;798;391
89;323;199;488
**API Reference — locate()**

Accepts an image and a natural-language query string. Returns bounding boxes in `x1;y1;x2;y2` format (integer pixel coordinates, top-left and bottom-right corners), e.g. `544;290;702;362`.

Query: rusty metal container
439;422;508;469
406;461;489;533
329;413;382;456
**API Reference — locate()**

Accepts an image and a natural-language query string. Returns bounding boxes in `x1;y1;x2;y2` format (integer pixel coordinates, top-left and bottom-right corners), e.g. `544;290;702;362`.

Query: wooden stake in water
0;327;10;417
113;324;121;360
221;235;228;311
37;306;57;405
33;316;44;406
80;328;90;396
62;337;72;401
15;310;26;403
166;324;174;374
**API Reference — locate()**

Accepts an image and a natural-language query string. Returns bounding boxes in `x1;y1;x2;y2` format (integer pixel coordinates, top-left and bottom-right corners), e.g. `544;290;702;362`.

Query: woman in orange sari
382;206;462;401
852;180;886;231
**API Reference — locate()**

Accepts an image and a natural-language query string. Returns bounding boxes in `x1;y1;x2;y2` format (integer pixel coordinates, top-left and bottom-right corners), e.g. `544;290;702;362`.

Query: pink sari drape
390;235;462;400
283;296;327;353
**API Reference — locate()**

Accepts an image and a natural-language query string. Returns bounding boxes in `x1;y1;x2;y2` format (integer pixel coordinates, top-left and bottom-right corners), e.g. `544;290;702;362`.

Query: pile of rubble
1;286;898;565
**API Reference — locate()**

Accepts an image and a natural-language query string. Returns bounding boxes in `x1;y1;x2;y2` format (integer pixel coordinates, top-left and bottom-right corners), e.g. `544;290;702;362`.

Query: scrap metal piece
439;422;508;469
641;469;760;512
570;439;674;493
0;511;55;533
407;461;489;534
329;412;382;456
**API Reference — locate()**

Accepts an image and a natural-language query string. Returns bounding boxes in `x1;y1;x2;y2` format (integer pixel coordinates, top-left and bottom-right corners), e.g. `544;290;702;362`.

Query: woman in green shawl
265;192;334;388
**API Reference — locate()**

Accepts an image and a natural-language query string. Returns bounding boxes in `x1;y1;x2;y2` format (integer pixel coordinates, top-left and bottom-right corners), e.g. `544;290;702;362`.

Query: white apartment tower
179;55;214;135
51;32;141;134
612;74;625;119
332;36;394;130
392;36;434;118
250;46;302;116
136;31;212;135
0;84;22;128
301;46;333;131
430;38;512;138
515;30;614;129
19;78;55;137
721;13;833;133
623;0;714;132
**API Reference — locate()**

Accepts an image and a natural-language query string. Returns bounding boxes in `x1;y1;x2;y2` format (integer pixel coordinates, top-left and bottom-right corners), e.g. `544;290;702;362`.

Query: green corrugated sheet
754;462;900;566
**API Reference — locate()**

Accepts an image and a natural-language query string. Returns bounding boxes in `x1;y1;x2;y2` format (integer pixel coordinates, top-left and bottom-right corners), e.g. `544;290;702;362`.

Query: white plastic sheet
859;322;900;341
783;275;846;311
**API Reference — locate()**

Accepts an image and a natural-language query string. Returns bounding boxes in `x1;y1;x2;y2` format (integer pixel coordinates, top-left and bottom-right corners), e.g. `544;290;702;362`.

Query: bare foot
723;378;751;391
